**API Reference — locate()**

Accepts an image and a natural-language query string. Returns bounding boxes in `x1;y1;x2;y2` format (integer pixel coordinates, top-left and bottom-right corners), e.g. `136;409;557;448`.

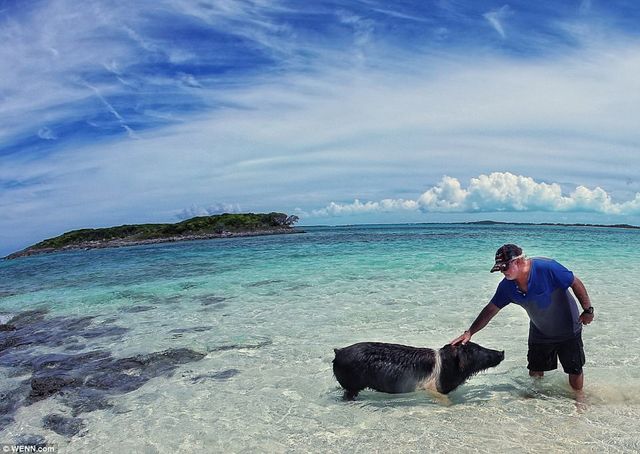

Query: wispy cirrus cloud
3;1;640;256
37;127;57;141
483;5;513;39
308;173;640;217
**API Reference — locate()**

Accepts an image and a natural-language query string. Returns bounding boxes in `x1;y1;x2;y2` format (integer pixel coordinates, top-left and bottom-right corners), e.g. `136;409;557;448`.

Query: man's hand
579;311;594;325
450;330;471;345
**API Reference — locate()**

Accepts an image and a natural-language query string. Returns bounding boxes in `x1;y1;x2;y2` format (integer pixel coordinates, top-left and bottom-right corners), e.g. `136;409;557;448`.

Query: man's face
501;258;520;280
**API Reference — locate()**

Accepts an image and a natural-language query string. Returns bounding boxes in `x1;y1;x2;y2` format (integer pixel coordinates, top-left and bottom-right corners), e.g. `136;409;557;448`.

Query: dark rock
211;368;240;380
169;326;213;334
179;282;200;290
244;279;285;288
0;415;15;431
62;388;113;416
0;324;16;331
0;334;20;353
7;309;48;327
123;348;207;377
79;325;128;339
28;373;80;401
0;386;26;420
85;372;148;393
43;413;85;437
149;348;207;364
161;295;183;304
0;309;207;427
208;339;272;352
110;356;146;371
119;305;156;313
0;351;32;369
15;434;48;449
200;296;227;306
32;351;112;373
32;353;81;371
61;316;95;331
191;369;240;383
64;343;86;351
1;313;121;355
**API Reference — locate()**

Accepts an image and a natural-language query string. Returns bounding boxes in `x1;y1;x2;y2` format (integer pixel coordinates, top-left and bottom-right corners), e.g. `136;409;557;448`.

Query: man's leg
568;372;583;390
528;343;556;378
559;335;586;391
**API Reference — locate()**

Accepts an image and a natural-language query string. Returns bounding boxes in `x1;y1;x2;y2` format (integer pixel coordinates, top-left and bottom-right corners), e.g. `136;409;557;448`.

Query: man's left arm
571;276;594;325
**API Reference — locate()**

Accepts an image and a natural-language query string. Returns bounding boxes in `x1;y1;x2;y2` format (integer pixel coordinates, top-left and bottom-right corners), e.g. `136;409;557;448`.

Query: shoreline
5;228;305;260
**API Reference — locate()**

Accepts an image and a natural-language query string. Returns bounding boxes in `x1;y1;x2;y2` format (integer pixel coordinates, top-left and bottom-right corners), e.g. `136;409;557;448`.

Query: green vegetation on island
7;213;301;259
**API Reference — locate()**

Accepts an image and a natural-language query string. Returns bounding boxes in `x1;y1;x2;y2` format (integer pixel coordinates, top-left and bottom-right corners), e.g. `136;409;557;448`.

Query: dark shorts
527;334;585;375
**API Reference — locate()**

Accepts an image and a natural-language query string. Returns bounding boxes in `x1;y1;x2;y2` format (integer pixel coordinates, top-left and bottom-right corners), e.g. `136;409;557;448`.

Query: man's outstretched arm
450;302;501;345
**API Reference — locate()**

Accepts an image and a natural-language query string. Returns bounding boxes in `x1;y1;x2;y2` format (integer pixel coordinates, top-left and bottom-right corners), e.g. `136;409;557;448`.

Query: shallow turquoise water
1;224;639;452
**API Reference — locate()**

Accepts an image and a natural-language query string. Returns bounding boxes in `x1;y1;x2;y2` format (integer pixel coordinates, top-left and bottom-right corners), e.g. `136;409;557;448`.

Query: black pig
333;341;504;400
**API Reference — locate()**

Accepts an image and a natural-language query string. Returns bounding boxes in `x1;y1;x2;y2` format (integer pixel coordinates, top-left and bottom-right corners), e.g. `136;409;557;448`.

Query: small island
6;212;302;260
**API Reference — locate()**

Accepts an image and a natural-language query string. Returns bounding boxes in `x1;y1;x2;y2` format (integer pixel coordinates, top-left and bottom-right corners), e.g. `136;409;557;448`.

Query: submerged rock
118;305;156;313
42;414;86;437
191;369;240;383
15;434;48;449
207;339;272;352
0;309;207;437
170;326;214;338
62;388;114;416
29;373;80;402
200;295;228;306
8;309;49;327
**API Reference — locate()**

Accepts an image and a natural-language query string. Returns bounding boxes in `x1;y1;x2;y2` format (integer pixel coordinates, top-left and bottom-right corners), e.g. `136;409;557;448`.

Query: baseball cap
490;244;523;273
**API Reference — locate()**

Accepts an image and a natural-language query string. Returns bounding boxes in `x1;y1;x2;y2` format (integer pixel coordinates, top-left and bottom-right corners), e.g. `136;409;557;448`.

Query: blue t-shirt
490;258;581;343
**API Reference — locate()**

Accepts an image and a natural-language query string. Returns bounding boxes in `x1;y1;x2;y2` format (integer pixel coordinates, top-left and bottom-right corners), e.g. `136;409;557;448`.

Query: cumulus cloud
310;173;640;217
310;198;418;217
176;203;242;220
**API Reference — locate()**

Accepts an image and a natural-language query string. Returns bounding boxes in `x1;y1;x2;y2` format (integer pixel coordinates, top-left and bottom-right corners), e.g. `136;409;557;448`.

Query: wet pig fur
333;341;504;400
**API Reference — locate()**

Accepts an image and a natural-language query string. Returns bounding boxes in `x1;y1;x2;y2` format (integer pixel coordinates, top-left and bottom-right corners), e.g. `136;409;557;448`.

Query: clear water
1;224;639;452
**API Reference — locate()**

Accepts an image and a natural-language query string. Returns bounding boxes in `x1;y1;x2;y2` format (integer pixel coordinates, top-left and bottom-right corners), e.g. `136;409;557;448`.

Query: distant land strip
5;213;302;260
462;220;640;229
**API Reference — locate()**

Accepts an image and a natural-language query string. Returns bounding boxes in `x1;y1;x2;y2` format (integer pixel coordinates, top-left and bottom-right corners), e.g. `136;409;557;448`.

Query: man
451;244;594;391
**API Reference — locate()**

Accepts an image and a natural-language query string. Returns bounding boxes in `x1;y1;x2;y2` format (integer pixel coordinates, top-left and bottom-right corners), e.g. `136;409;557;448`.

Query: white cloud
310;173;640;217
483;5;512;38
309;198;417;217
336;9;375;48
37;127;57;140
177;203;242;220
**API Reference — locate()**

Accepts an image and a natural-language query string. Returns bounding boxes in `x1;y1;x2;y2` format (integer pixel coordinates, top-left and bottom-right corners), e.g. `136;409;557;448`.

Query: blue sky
2;0;640;256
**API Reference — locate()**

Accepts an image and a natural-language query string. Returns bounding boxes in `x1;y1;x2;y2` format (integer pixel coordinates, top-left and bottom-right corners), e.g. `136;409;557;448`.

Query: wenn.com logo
1;445;56;453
